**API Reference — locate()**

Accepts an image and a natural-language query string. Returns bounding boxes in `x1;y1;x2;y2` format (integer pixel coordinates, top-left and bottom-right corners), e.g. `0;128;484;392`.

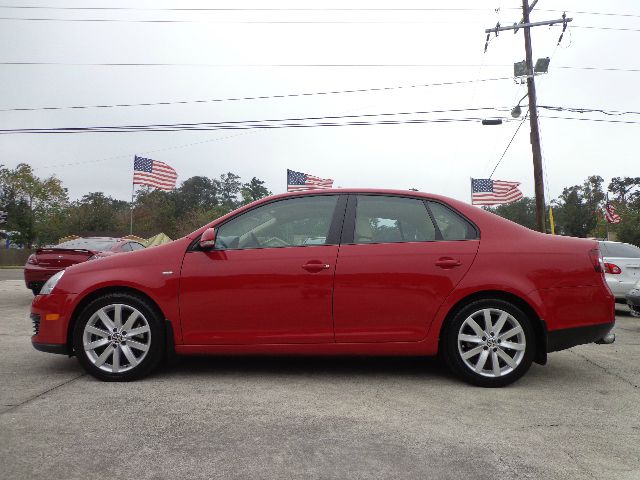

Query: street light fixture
511;93;529;118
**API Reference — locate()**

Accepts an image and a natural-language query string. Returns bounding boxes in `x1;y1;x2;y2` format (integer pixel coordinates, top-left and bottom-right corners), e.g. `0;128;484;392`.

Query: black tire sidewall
443;299;536;388
73;293;164;382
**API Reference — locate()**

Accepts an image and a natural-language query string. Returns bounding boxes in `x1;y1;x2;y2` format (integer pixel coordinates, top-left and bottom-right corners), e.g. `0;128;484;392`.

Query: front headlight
40;270;65;295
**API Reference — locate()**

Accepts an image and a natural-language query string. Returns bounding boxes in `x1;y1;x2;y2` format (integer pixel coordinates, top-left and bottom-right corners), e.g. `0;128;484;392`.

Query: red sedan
30;190;615;387
24;237;145;295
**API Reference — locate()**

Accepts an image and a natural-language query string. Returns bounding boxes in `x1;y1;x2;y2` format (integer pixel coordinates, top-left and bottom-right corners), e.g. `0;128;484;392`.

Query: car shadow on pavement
163;355;457;382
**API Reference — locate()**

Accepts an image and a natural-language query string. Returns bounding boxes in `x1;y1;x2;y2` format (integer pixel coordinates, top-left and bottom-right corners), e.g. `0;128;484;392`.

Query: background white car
599;241;640;302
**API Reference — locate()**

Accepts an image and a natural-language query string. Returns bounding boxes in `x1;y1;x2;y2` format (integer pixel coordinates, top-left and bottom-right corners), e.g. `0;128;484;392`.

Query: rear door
333;195;479;343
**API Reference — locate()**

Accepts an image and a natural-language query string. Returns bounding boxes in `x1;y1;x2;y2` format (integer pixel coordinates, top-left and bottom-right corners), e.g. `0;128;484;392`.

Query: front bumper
626;288;640;317
547;322;616;353
30;292;77;355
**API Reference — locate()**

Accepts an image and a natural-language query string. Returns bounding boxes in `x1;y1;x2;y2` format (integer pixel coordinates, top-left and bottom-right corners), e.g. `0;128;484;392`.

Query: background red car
30;190;615;387
24;237;145;295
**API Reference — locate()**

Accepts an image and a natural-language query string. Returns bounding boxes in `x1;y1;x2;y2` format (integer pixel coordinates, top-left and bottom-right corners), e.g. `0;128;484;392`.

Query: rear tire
442;299;535;388
31;287;41;296
73;293;164;381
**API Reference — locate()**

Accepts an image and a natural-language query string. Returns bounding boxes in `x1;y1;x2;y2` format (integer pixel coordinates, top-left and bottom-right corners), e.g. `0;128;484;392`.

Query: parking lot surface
1;273;639;479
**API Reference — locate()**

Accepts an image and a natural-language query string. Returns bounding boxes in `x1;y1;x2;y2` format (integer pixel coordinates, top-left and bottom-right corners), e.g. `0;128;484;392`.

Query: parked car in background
598;241;640;302
24;237;145;295
30;190;615;387
626;279;640;317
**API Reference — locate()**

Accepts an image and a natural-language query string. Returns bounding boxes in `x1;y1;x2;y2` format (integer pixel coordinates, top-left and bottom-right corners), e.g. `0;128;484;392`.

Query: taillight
604;262;622;275
27;254;38;265
588;248;604;273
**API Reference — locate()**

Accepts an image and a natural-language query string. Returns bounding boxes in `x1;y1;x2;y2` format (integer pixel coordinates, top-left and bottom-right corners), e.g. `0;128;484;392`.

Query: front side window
214;196;339;250
354;196;436;244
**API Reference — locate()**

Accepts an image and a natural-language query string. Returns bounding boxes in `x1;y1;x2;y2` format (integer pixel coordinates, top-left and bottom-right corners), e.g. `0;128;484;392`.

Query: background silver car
599;241;640;302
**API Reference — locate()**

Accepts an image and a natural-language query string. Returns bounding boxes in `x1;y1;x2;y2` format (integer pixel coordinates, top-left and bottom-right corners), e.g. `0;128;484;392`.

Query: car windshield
56;238;119;251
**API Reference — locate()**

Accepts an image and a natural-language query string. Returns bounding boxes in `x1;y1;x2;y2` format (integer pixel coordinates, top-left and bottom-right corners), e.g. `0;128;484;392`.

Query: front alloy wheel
444;299;535;387
74;293;164;381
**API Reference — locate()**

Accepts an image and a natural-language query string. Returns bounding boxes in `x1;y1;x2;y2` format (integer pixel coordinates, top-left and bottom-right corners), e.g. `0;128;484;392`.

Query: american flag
471;178;523;206
133;156;177;191
287;169;334;192
604;203;621;224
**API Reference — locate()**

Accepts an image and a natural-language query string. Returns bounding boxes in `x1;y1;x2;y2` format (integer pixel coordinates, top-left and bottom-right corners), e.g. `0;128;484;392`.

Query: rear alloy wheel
443;299;535;387
73;293;164;381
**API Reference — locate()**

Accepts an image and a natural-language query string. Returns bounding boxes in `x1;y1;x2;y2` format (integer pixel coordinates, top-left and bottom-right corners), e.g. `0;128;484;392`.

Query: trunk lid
35;248;95;268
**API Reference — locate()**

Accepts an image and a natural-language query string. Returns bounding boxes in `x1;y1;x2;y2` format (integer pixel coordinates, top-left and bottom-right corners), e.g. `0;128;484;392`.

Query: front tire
73;293;164;381
442;299;535;388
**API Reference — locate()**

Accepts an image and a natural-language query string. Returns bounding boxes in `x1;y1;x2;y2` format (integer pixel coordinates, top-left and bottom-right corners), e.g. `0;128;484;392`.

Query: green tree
553;176;605;237
484;197;538;230
0;163;68;246
66;192;129;236
218;172;242;209
241;177;271;205
175;176;220;216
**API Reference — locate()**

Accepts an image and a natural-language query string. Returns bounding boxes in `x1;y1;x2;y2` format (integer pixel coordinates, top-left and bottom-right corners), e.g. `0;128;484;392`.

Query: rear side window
427;201;478;240
354;196;437;244
129;242;145;251
602;242;640;258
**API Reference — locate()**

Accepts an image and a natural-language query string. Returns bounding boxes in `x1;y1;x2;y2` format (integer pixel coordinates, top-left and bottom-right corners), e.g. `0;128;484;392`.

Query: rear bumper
24;265;60;288
626;288;640;317
547;322;616;353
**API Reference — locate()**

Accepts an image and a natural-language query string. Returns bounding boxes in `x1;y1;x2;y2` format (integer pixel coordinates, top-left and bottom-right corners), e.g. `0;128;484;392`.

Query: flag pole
605;193;610;241
130;157;135;235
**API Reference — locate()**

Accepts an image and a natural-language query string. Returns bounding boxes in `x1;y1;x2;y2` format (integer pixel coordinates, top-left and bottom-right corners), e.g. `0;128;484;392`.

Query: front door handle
435;258;462;269
302;261;331;272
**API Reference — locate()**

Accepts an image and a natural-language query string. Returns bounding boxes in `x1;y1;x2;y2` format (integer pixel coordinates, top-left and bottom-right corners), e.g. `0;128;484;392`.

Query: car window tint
603;242;640;258
129;242;145;251
215;196;338;250
354;196;436;244
427;202;477;240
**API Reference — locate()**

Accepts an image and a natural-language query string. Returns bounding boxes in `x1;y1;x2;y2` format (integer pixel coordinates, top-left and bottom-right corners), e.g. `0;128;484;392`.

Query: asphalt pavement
1;277;638;480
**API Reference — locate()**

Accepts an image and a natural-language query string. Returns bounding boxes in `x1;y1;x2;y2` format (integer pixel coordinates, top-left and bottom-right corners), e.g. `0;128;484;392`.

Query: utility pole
484;3;571;233
522;0;546;233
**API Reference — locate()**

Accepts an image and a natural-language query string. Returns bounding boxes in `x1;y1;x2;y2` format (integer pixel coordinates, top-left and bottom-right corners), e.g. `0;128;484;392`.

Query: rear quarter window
603;242;640;258
427;201;478;241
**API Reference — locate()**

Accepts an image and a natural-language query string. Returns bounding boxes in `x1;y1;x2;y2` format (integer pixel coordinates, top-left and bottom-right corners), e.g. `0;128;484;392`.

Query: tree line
0;163;270;246
1;163;638;247
484;175;640;246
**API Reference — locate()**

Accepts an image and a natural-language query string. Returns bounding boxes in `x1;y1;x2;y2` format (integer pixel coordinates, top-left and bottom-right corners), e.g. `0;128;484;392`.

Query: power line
0;76;514;113
1;62;640;73
489;114;529;179
3;16;640;31
0;107;512;134
539;106;640;116
0;6;497;12
0;116;511;134
2;6;640;18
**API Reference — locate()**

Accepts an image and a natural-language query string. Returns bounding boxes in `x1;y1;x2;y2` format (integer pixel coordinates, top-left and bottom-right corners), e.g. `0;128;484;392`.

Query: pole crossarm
485;17;572;34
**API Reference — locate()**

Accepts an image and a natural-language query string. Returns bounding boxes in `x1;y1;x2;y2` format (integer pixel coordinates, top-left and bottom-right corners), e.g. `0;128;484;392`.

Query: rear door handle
302;262;331;272
435;258;462;269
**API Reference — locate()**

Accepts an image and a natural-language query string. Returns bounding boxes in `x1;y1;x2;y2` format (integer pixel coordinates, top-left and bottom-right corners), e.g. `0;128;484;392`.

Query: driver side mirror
199;227;217;250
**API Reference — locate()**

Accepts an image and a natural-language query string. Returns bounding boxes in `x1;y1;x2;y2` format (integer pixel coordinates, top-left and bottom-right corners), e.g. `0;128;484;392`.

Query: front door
333;195;479;342
179;195;345;345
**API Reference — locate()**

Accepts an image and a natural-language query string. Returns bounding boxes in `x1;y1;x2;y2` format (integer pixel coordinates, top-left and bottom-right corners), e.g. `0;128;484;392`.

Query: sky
0;0;637;204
